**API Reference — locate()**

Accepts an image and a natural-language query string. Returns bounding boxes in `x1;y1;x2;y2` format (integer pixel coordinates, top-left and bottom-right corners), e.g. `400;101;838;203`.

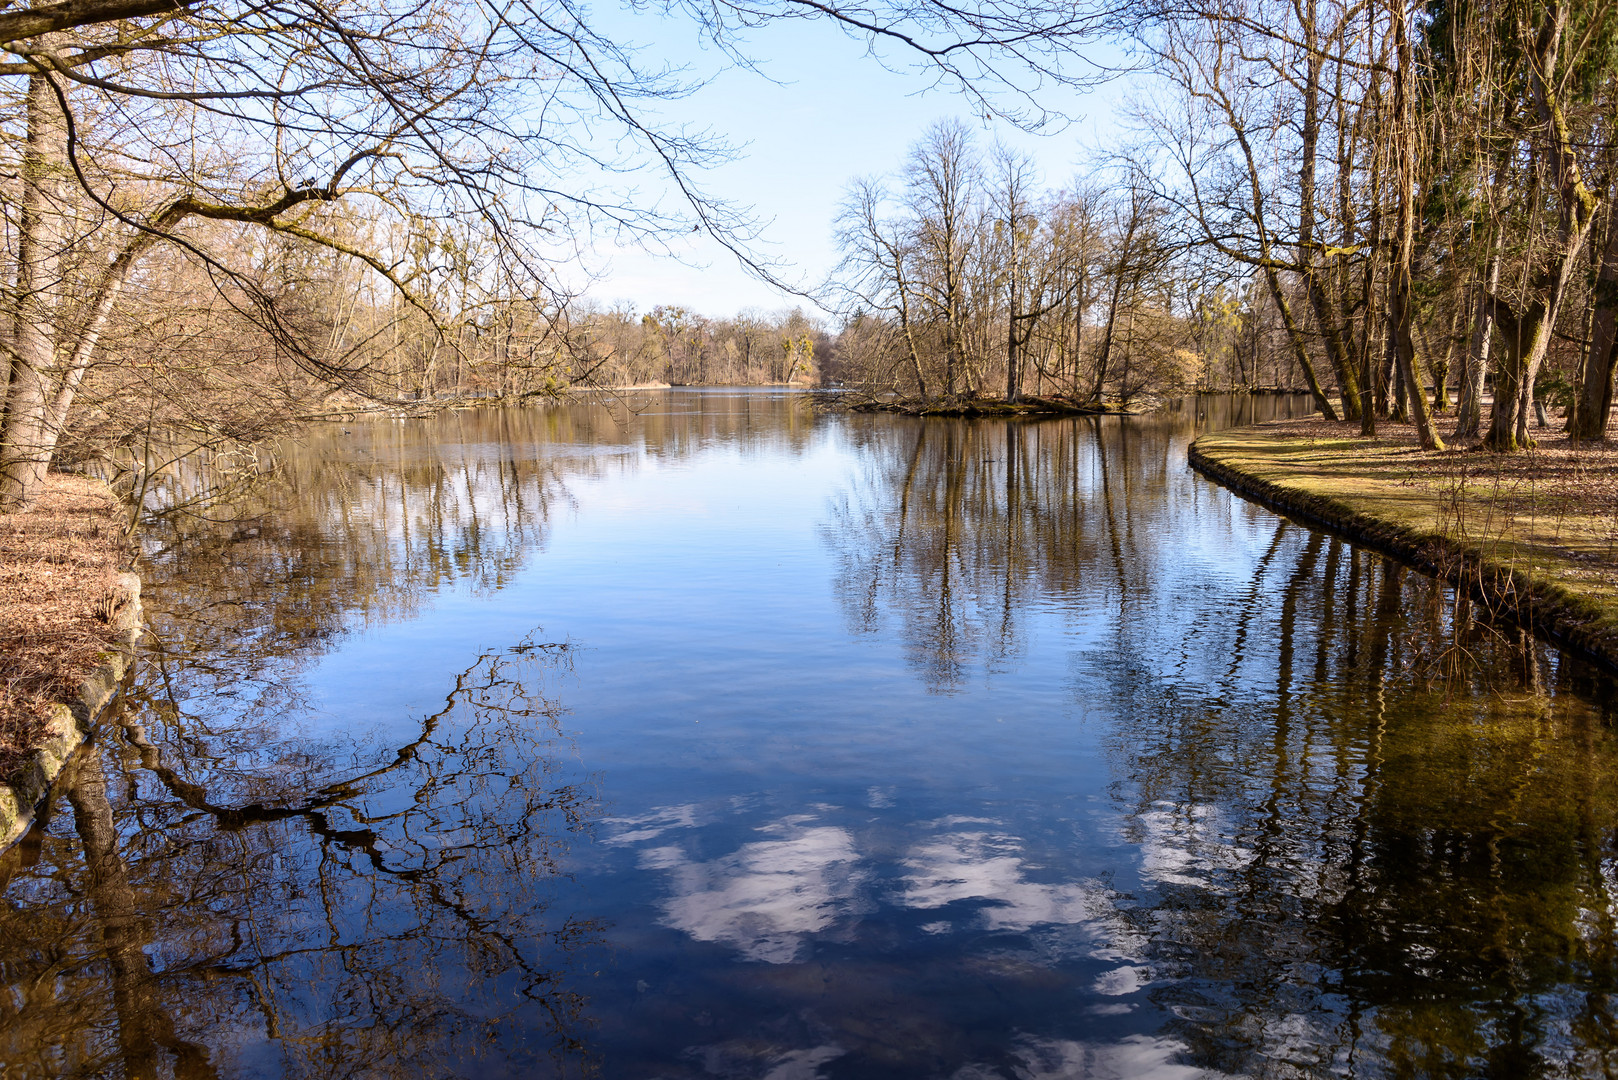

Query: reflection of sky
952;1035;1218;1080
1134;802;1253;889
687;1039;849;1080
901;826;1112;933
640;818;868;964
611;802;1238;1077
74;392;1618;1079
618;805;1156;972
302;397;1357;1078
678;1032;1221;1080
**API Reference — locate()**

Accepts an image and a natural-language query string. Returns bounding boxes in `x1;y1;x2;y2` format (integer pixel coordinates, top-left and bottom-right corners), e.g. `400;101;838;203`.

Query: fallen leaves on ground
0;474;128;778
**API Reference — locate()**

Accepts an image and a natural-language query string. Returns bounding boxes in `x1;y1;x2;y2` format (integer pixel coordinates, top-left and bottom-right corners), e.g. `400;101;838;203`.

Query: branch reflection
822;396;1618;1076
1;639;599;1078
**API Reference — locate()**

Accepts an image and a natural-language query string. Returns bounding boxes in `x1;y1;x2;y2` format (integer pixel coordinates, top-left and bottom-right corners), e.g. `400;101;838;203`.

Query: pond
3;389;1616;1079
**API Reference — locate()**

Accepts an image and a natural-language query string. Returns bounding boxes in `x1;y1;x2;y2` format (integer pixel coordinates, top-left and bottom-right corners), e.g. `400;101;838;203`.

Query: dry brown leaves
0;474;128;778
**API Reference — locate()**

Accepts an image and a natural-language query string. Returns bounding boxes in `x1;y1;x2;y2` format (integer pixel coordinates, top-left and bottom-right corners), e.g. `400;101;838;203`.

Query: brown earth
0;474;130;777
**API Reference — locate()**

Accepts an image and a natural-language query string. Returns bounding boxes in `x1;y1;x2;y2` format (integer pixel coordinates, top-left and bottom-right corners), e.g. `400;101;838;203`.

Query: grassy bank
1189;416;1618;674
0;474;132;777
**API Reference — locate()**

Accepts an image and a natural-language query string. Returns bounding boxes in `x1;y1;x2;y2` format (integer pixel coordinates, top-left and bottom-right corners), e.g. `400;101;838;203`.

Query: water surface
4;390;1616;1079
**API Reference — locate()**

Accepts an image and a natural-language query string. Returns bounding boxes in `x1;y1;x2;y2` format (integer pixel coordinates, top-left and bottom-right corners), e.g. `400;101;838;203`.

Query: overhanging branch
0;0;193;44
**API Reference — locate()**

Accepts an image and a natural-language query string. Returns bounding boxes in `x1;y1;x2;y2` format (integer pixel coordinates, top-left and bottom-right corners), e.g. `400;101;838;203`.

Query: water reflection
2;641;599;1078
826;397;1308;692
1092;545;1618;1078
4;389;1617;1078
813;395;1618;1075
642;818;868;965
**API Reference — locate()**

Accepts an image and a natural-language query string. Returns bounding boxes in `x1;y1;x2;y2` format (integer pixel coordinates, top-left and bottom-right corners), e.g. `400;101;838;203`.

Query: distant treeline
566;306;830;389
52;236;836;472
52;216;1303;481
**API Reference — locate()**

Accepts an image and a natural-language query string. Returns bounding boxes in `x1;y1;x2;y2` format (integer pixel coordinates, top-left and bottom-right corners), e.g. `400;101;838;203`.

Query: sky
567;7;1138;321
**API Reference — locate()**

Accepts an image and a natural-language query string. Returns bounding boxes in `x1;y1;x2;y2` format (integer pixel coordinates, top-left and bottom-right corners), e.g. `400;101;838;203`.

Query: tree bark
1297;0;1361;419
0;67;70;512
1390;0;1442;449
1261;265;1339;419
1569;204;1618;440
1453;249;1499;440
1486;3;1600;450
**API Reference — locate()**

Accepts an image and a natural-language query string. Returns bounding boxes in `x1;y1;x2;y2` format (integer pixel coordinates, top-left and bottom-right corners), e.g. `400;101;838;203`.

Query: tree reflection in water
0;641;599;1079
0;406;631;1079
1111;547;1618;1078
824;399;1618;1077
6;391;1618;1077
826;397;1294;692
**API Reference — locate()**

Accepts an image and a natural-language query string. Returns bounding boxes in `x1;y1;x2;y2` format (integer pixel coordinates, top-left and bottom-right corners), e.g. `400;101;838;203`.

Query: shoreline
1189;418;1618;676
0;475;142;855
844;386;1311;419
849;395;1146;418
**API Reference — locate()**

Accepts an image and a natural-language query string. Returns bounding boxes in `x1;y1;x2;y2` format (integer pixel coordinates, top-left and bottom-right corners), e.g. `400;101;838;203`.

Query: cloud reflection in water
1134;802;1253;889
900;828;1112;934
617;804;1234;1078
639;817;869;964
952;1035;1218;1080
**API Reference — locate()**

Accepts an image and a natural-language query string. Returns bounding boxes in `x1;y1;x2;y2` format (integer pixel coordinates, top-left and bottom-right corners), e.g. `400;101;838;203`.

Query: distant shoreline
848;395;1145;418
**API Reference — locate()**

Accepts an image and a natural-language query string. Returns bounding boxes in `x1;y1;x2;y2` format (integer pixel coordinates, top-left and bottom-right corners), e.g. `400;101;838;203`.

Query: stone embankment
0;476;142;855
1190;419;1618;676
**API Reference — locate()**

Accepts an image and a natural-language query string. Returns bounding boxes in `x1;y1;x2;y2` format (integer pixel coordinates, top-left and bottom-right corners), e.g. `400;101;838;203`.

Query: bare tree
904;120;982;398
0;0;1125;510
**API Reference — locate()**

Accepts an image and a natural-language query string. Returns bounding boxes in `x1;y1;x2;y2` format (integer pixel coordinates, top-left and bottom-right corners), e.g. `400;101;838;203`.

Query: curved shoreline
1189;429;1618;677
0;575;142;856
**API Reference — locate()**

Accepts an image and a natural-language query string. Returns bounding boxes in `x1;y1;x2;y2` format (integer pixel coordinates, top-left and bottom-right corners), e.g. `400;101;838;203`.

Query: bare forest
832;0;1618;448
0;0;1108;512
1;0;1616;513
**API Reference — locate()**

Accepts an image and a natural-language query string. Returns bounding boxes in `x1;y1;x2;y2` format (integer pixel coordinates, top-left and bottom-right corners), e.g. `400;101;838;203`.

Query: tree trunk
1453;251;1499;440
0;69;69;511
1262;265;1340;420
1485;299;1547;450
1092;274;1125;402
1488;4;1600;450
1006;264;1021;403
1569;205;1618;440
1307;277;1360;419
1359;132;1384;435
1389;329;1407;422
1296;6;1361;420
1390;0;1443;450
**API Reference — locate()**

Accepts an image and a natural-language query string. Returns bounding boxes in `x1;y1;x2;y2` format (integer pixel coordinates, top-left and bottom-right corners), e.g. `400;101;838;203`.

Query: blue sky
567;7;1136;320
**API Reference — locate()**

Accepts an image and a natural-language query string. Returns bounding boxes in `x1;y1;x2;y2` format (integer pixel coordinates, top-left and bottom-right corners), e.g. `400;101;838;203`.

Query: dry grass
1194;406;1618;666
0;473;128;778
1244;411;1618;566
